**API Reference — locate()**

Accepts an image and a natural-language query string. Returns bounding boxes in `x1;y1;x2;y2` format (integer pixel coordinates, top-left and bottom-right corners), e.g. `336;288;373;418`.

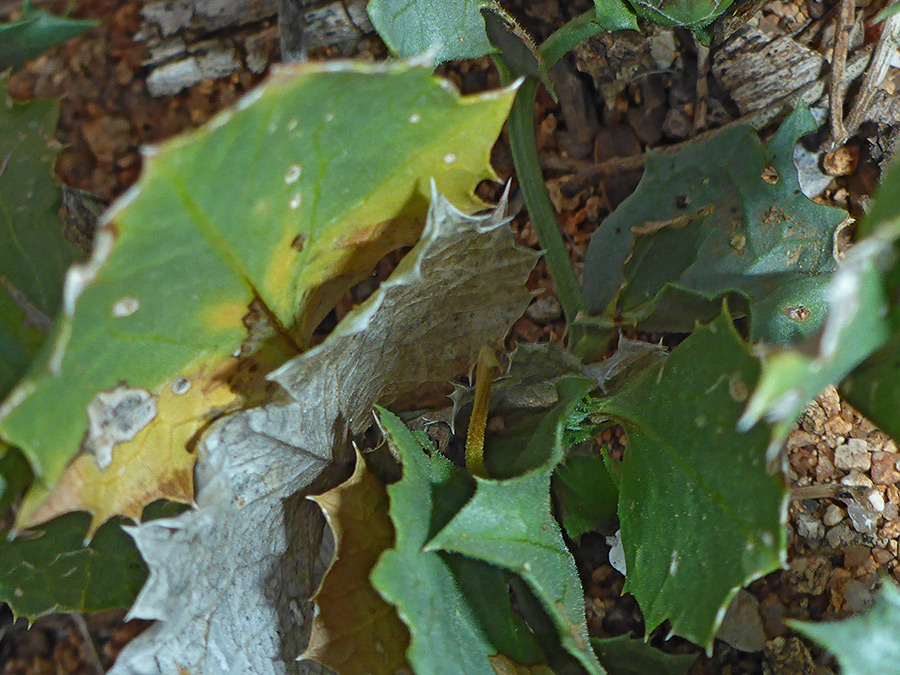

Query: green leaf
790;580;900;675
0;511;153;618
367;0;498;65
371;407;497;674
428;376;605;675
741;160;900;463
0;1;97;71
597;311;786;648
593;0;640;31
0;73;80;398
582;105;845;344
553;453;618;539
591;636;697;675
0;60;516;493
625;0;734;27
0;445;31;517
446;555;545;666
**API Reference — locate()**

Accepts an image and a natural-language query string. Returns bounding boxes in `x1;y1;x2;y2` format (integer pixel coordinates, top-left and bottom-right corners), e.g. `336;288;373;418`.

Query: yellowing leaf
303;447;410;674
0;59;517;504
15;364;237;538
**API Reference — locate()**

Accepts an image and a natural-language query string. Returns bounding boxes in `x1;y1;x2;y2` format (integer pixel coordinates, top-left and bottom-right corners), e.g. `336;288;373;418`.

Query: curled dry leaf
108;188;538;675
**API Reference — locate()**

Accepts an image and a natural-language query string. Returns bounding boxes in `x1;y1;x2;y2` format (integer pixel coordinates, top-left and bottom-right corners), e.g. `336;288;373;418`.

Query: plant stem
465;345;500;478
505;74;585;324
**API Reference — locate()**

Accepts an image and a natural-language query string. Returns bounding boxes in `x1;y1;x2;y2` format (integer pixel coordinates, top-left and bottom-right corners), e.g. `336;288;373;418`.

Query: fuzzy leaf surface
0;1;96;71
741;161;900;462
553;453;618;539
429;376;604;674
372;408;498;674
0;60;515;503
109;191;537;675
0;74;79;398
303;448;410;674
790;581;900;675
368;0;498;64
582;106;845;344
597;312;786;648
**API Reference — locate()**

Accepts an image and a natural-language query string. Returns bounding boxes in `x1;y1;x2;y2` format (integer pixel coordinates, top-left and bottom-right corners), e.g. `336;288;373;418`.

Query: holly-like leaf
372;407;499;674
582;105;845;345
0;60;516;510
368;0;499;65
428;376;604;674
109;190;538;675
595;311;786;648
790;580;900;675
0;1;97;72
740;160;900;463
0;506;181;619
302;447;410;674
591;636;696;675
0;73;79;399
625;0;734;27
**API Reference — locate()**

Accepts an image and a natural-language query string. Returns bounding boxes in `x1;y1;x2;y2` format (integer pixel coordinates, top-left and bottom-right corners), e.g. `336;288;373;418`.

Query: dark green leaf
591;636;697;675
0;73;79;398
367;0;498;65
0;1;97;72
582;105;845;344
445;554;545;666
741;160;900;464
428;377;604;674
553;453;619;539
625;0;734;27
371;407;496;674
0;445;31;516
790;580;900;675
597;311;786;648
593;0;639;31
0;512;146;618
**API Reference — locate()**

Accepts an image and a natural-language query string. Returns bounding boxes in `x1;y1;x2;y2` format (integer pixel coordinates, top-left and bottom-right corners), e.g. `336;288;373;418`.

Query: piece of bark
138;0;373;97
713;26;825;116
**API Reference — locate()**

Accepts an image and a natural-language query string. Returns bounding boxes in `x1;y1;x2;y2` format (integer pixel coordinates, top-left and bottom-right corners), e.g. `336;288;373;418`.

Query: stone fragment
795;512;824;542
826;524;860;550
717;589;767;652
525;295;562;324
764;636;815;675
787;556;831;595
841;470;874;487
871;452;900;484
843;545;870;568
847;503;878;535
835;442;871;471
842;579;873;613
823;503;845;526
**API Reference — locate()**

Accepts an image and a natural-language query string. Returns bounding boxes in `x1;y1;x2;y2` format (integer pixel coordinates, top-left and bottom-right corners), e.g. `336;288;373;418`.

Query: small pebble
717;589;767;652
795;512;824;542
847;503;878;535
525;295;562;325
868;490;886;513
823;503;845;526
826;524;858;549
835;442;872;471
842;579;873;613
841;470;874;487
